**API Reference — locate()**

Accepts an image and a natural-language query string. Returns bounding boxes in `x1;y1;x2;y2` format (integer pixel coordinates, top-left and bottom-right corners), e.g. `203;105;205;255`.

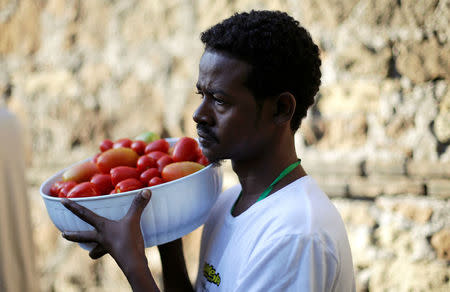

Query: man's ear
273;92;296;125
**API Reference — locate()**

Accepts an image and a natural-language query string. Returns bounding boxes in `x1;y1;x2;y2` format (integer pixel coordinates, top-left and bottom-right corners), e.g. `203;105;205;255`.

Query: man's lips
196;126;218;143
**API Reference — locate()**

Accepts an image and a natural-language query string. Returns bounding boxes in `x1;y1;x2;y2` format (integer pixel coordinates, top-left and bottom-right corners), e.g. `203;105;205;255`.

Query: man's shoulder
215;184;242;208
245;176;346;239
205;184;241;222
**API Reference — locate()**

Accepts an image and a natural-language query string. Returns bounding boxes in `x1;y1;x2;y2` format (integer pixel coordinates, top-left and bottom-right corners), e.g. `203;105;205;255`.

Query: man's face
193;50;273;163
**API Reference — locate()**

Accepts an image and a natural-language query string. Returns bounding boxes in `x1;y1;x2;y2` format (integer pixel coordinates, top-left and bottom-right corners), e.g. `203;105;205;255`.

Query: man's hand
61;189;159;291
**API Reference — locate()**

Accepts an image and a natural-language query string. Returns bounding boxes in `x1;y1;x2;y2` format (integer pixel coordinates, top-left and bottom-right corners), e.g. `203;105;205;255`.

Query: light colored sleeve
234;234;339;292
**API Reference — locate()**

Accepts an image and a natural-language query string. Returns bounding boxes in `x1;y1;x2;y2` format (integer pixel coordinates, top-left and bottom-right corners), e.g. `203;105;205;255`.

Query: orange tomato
161;161;204;182
62;161;100;183
96;147;139;173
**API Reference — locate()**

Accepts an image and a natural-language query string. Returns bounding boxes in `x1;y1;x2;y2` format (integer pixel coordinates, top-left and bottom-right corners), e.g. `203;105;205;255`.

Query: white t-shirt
195;175;355;292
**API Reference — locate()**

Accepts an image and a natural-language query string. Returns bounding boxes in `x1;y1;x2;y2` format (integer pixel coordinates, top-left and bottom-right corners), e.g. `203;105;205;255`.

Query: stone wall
1;0;449;291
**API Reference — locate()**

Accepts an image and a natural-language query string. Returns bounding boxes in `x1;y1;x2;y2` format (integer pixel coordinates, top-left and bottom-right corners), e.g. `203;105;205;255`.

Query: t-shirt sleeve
234;234;339;292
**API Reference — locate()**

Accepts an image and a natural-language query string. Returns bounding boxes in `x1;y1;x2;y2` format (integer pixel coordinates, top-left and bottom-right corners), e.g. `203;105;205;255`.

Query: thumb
126;189;152;220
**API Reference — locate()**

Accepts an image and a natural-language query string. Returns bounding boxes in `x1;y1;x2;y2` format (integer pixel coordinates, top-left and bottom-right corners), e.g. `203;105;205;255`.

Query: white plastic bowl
39;138;223;250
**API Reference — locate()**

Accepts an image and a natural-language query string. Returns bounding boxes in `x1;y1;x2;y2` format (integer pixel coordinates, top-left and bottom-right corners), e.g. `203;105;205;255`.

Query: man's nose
193;99;214;125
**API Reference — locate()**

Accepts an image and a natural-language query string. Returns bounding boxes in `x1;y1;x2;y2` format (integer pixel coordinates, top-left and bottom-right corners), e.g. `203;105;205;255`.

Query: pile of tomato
49;136;209;198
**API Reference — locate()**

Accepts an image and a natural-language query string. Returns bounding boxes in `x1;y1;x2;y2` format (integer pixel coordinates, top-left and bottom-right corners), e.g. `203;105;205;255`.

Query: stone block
376;197;433;223
395;204;433;224
311;114;368;149
406;161;450;178
79;63;111;94
366;159;406;176
427;179;450;198
434;112;450;144
349;176;424;197
434;89;450;143
302;156;363;176
396;37;450;83
431;229;450;261
382;177;425;196
333;199;376;227
346;226;378;267
348;177;383;198
335;42;391;77
369;259;450;291
0;0;41;55
318;81;380;116
298;0;360;28
25;70;80;99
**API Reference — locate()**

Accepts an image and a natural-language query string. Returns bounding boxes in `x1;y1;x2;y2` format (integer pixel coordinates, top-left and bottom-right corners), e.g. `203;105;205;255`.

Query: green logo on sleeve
203;262;221;286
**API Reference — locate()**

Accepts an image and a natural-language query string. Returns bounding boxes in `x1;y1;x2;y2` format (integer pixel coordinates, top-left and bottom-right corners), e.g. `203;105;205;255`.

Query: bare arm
61;190;159;292
158;239;195;292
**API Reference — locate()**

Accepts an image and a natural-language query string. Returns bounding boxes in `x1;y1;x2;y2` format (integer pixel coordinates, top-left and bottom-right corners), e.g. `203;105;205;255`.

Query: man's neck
231;135;306;201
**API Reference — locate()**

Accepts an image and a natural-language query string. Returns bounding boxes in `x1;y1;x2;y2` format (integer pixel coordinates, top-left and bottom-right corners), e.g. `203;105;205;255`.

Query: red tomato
115;178;144;193
113;138;132;149
96;148;139;173
145;139;170;154
161;161;204;182
131;140;146;155
197;155;210;166
58;181;77;198
147;151;169;161
90;173;113;195
99;139;113;152
139;168;160;184
148;176;165;187
67;182;100;198
137;155;156;173
172;137;199;162
157;155;173;172
110;166;140;186
110;189;117;194
50;181;65;196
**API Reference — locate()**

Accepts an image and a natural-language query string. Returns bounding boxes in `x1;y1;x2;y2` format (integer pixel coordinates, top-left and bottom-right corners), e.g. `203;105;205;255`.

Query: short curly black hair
200;10;321;132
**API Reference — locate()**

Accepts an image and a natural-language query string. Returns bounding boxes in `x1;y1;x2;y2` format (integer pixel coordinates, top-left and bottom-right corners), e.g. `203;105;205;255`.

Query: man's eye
214;97;225;105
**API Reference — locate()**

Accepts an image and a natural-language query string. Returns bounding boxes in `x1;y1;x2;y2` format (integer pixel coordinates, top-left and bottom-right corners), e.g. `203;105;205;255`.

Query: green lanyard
231;159;301;214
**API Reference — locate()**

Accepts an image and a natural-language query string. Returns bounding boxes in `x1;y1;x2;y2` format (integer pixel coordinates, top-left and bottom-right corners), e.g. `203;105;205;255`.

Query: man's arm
119;253;159;292
158;239;195;292
61;190;161;292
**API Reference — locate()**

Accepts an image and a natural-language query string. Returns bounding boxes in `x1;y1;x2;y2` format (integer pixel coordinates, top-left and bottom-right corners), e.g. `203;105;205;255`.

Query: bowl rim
40;137;216;202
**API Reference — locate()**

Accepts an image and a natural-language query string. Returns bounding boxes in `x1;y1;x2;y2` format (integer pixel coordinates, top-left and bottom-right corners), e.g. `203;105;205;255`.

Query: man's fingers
89;244;108;259
126;189;151;219
61;198;105;230
62;230;98;243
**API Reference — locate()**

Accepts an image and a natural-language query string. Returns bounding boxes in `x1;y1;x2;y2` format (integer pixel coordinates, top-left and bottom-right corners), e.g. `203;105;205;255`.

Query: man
62;10;355;291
